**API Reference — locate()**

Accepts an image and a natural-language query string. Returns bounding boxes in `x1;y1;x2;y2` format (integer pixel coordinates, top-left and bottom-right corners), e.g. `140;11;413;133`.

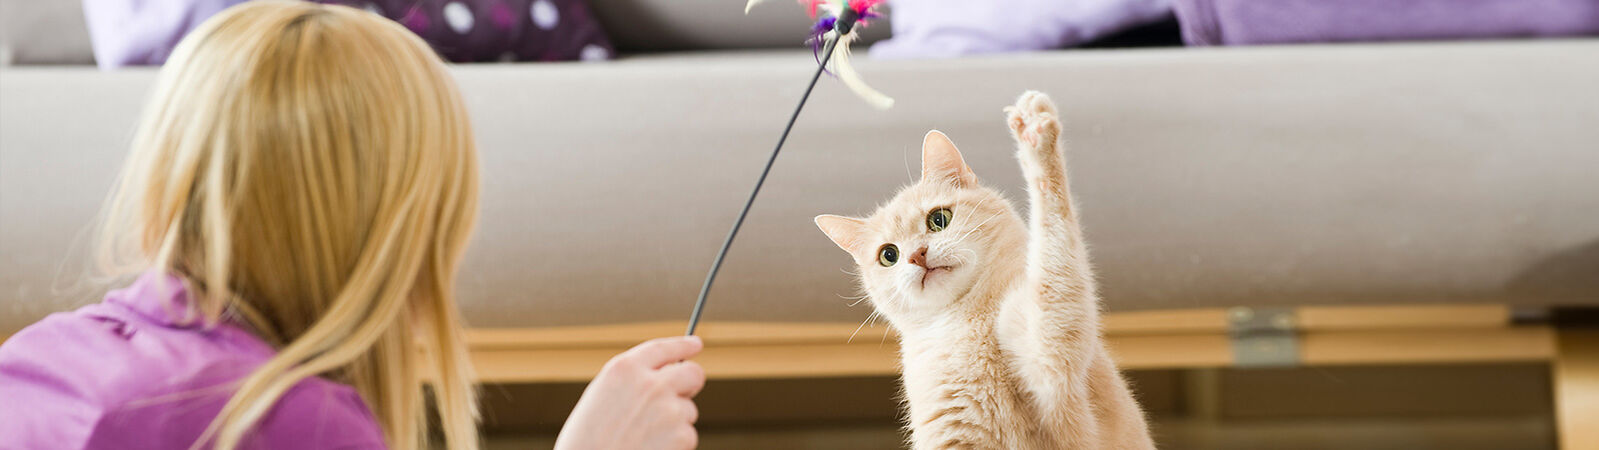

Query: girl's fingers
625;336;704;370
679;398;699;424
661;360;706;397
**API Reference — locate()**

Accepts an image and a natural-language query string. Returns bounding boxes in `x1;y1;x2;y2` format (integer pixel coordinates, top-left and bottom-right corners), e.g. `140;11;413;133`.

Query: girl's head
98;1;479;448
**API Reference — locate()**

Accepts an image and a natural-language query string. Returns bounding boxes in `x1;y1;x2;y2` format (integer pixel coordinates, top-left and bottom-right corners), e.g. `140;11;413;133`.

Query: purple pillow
316;0;614;62
869;0;1173;59
82;0;613;68
83;0;251;68
1173;0;1599;46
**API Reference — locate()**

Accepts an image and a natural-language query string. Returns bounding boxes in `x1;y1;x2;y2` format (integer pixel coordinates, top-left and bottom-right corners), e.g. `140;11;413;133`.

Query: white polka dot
580;44;609;62
531;0;560;30
443;2;474;34
363;2;382;15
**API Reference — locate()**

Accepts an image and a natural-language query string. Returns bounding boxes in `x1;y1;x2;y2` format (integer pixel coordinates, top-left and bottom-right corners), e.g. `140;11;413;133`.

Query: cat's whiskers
949;211;1003;249
848;309;881;343
928;239;969;267
903;144;914;182
889;286;915;308
923;197;993;264
897;268;924;294
945;248;976;267
960;196;993;222
945;197;997;246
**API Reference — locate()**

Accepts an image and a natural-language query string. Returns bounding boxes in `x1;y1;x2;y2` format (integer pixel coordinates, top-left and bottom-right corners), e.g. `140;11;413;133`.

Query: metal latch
1228;307;1299;367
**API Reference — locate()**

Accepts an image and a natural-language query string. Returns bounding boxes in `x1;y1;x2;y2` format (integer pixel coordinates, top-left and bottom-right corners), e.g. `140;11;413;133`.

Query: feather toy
685;0;893;335
753;0;894;109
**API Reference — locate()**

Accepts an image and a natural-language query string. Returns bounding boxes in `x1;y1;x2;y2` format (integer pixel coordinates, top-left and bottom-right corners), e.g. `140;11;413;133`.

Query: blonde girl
0;2;705;449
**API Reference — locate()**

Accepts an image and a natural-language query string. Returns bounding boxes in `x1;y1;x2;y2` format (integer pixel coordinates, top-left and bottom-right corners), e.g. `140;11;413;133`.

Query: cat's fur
815;92;1154;449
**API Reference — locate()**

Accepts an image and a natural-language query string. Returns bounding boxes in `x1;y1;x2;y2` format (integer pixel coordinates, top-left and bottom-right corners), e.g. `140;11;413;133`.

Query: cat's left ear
815;214;869;256
921;130;978;187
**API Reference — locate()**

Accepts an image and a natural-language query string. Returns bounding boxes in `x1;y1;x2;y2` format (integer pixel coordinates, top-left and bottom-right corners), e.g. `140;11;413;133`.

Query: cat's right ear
921;130;979;187
814;214;868;255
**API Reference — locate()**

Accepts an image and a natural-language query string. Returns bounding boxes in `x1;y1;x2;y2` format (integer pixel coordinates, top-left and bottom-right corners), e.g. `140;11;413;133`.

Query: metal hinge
1228;307;1299;367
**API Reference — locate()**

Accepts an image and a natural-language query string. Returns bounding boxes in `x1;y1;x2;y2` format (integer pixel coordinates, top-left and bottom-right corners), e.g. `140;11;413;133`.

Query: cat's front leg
1004;90;1095;329
1008;91;1068;197
1002;91;1106;446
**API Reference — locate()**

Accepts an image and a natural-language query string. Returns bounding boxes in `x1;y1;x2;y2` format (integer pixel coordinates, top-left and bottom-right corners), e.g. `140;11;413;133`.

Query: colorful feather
827;30;894;109
847;0;886;14
750;0;893;109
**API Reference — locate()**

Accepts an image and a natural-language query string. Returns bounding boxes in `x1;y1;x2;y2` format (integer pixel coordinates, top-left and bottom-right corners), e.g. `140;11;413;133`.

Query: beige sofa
4;0;1599;447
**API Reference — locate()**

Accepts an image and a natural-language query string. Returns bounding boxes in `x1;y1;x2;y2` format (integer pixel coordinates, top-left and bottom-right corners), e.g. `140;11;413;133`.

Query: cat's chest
898;333;1036;423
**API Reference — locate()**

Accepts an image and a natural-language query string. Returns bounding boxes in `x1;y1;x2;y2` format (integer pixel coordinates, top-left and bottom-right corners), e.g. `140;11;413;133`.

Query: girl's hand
554;336;706;450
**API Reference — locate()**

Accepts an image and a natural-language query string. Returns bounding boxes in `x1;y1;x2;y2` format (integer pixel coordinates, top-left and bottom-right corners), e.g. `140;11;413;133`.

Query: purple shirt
0;273;386;449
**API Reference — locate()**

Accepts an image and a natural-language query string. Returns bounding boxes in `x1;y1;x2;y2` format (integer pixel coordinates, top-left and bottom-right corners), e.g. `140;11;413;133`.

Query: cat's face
816;131;1024;325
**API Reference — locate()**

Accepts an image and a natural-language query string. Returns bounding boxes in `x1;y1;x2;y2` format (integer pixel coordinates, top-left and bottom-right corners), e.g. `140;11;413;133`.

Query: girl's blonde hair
97;2;479;448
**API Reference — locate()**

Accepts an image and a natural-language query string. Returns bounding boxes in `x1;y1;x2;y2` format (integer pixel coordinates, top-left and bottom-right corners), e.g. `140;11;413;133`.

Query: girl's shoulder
0;303;386;449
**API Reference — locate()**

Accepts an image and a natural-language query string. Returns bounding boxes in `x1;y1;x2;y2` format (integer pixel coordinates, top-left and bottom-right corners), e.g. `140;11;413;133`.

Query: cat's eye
878;244;899;267
927;208;953;232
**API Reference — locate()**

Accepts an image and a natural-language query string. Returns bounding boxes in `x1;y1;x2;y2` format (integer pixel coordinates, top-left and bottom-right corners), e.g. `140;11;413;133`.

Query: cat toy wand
684;0;893;335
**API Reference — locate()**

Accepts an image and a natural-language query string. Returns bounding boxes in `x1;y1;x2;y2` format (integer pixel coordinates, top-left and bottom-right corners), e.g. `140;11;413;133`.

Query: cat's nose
907;246;929;269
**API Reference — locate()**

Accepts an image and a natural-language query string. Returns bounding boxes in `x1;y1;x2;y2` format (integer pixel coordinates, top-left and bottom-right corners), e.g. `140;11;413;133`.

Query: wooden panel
1220;364;1552;418
1149;417;1553;450
1109;334;1233;369
464;306;1559;383
469;322;896;349
474;348;621;383
1104;309;1229;335
471;333;1241;383
484;416;1556;450
1300;327;1555;366
1554;329;1599;450
466;304;1519;351
474;343;904;383
1296;304;1511;331
473;327;1568;382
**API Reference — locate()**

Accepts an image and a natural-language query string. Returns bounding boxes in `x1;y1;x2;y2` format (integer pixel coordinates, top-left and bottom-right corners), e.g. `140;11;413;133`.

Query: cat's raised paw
1004;91;1061;152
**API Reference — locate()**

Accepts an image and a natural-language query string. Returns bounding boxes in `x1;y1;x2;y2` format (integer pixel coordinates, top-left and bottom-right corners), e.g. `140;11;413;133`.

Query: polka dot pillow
315;0;615;62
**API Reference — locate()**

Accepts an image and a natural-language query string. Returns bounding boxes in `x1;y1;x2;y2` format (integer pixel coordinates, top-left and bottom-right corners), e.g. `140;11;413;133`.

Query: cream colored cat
815;92;1153;449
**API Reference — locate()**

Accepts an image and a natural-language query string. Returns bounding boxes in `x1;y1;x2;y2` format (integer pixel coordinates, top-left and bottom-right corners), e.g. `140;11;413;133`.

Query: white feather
828;32;895;109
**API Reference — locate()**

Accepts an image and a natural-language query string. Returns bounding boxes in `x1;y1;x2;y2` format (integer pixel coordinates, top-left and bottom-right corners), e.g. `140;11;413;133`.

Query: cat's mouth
920;265;956;288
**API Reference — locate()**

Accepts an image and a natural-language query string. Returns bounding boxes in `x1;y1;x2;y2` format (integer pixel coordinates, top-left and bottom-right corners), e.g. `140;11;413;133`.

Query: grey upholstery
4;41;1599;333
0;0;95;65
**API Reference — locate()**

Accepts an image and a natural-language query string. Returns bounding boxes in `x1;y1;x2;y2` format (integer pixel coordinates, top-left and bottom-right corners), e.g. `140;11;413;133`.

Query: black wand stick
685;12;858;336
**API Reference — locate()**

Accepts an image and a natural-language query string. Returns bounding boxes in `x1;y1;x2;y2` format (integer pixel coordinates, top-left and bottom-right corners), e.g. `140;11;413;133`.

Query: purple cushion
83;0;251;68
869;0;1173;59
81;0;613;68
1173;0;1599;46
316;0;614;62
